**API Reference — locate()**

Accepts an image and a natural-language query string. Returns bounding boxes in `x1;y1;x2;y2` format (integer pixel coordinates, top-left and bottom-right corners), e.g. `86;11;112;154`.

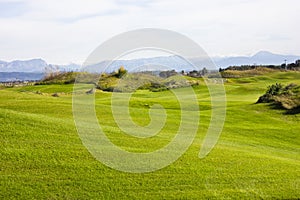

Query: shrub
266;83;283;95
257;83;300;112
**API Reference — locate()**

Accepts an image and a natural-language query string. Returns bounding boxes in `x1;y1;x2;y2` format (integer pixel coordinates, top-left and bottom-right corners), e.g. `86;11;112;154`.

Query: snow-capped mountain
0;59;81;73
0;59;48;72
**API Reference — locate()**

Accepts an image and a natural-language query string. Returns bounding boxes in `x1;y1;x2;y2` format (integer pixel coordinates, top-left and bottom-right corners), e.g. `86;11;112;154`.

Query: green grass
0;71;299;199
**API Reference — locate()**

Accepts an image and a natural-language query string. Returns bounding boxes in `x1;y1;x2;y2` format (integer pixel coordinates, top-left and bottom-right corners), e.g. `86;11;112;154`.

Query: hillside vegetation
257;83;300;113
220;67;276;78
37;67;201;93
36;71;99;85
220;59;300;78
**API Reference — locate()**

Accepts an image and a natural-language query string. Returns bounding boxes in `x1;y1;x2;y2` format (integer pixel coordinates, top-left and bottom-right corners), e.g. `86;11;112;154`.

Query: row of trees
156;68;209;78
220;60;300;72
185;68;208;77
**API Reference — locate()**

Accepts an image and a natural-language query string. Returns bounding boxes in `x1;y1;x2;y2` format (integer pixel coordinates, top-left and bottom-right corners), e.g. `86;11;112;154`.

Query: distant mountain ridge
84;51;300;72
0;59;48;72
0;59;81;73
0;51;299;73
215;51;300;68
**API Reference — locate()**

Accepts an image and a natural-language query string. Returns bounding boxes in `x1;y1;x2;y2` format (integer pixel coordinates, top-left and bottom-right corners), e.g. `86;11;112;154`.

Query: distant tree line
158;68;209;78
219;60;300;72
185;68;208;78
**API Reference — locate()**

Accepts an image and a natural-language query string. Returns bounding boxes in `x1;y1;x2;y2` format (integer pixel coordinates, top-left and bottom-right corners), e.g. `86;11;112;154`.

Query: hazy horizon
0;50;299;66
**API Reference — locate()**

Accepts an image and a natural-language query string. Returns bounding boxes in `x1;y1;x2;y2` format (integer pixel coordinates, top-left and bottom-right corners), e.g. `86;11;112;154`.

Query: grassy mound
221;67;276;78
36;72;99;85
36;69;200;93
97;72;199;92
257;83;300;112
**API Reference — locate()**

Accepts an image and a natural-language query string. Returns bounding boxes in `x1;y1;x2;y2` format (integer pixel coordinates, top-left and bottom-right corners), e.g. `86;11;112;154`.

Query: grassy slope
0;71;299;199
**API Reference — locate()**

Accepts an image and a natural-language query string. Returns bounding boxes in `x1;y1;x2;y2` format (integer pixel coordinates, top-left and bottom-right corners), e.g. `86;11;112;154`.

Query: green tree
115;66;127;78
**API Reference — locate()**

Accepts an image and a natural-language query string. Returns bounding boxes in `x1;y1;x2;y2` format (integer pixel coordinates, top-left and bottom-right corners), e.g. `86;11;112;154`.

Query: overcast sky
0;0;299;64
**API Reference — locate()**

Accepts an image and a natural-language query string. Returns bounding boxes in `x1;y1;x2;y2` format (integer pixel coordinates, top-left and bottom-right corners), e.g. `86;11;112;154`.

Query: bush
113;66;127;78
266;83;283;95
257;83;300;112
149;82;168;92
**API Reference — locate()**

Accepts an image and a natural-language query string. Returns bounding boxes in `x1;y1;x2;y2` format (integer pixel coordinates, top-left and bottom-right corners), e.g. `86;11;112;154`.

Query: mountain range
213;51;300;68
0;51;299;73
0;59;81;73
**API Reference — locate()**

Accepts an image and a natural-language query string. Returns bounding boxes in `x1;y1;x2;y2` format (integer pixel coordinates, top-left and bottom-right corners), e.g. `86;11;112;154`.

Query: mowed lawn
0;72;299;199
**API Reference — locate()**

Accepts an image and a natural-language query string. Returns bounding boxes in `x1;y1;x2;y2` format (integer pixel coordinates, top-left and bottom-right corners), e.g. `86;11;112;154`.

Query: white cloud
0;0;299;63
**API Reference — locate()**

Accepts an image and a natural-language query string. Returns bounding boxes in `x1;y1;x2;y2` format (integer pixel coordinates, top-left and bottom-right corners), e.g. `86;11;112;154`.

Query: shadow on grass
267;103;300;115
285;106;300;115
